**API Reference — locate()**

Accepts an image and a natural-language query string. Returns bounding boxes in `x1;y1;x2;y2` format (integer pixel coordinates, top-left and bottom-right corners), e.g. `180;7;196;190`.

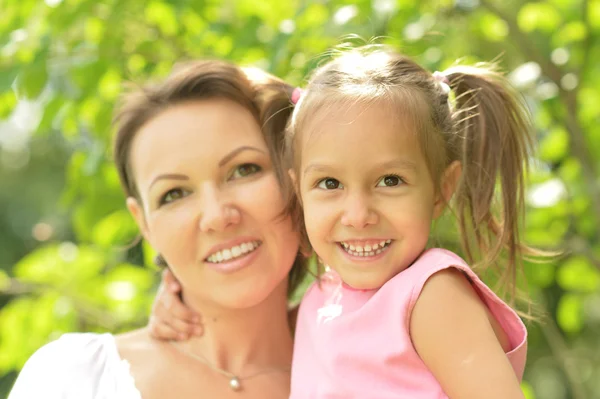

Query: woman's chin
208;278;288;310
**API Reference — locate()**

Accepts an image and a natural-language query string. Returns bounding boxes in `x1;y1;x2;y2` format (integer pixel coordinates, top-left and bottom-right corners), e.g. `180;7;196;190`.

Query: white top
9;333;142;399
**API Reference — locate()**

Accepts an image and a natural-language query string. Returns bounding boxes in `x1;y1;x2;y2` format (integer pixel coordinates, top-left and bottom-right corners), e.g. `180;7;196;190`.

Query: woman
9;60;307;399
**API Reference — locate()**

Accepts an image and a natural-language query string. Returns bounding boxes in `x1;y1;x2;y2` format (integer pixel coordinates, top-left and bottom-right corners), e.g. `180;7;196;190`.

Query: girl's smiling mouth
337;239;393;258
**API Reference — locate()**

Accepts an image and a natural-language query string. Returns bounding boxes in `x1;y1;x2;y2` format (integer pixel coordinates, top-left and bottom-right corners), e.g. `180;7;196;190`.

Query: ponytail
445;65;536;296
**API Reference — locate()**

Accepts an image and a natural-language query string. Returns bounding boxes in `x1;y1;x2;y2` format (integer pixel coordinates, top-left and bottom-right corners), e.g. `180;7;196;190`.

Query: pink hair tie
432;71;451;94
291;87;303;105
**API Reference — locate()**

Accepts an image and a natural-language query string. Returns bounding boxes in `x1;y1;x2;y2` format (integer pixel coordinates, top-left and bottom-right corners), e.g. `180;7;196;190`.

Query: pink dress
290;248;527;398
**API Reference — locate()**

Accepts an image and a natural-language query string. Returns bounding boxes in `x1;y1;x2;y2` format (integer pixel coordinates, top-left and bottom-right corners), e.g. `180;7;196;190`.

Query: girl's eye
231;163;262;179
317;178;343;190
159;188;190;205
376;175;404;187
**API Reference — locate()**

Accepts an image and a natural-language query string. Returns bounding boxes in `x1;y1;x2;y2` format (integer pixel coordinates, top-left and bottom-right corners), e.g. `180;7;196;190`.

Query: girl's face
127;99;300;309
298;102;452;290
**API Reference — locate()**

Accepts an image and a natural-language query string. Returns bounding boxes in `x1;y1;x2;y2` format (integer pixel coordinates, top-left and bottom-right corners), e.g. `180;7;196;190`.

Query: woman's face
127;98;300;309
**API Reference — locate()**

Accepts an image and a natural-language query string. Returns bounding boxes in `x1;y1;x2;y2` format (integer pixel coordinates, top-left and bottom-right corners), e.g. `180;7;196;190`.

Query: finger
149;317;188;341
154;301;200;336
162;269;181;292
163;291;201;323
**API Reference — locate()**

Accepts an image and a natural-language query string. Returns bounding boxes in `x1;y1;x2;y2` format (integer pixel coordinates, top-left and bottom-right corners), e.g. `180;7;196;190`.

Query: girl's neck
180;278;293;374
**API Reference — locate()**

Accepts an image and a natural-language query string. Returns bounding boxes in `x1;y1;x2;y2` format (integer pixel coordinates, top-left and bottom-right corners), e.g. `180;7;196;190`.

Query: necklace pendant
229;376;241;391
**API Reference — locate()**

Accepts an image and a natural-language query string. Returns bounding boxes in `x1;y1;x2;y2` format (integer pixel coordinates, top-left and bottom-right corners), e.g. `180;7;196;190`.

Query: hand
148;268;203;340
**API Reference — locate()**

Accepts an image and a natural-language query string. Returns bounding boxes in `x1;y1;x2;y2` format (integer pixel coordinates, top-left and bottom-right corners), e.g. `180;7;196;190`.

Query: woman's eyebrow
218;146;265;167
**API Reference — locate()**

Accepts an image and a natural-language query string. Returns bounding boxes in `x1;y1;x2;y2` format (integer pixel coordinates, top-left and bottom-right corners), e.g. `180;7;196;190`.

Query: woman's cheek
241;174;286;219
148;203;198;263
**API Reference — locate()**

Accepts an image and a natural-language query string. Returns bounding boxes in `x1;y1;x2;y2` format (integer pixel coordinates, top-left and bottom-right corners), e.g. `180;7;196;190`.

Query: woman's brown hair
113;60;307;297
286;46;544;302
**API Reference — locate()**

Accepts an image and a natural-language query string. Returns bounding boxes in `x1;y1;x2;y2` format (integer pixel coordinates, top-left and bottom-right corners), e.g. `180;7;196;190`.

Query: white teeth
207;241;260;263
223;249;232;260
340;240;392;258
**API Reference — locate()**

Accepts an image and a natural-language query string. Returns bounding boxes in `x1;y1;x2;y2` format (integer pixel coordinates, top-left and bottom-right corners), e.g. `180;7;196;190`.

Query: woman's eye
231;163;262;179
317;178;343;190
376;175;403;187
160;188;190;205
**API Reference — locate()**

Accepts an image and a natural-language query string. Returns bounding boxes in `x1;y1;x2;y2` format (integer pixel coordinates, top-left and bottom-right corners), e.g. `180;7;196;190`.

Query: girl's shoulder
9;332;141;399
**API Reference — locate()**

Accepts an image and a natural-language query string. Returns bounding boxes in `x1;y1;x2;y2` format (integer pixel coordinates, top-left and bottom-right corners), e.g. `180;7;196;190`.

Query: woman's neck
179;278;293;375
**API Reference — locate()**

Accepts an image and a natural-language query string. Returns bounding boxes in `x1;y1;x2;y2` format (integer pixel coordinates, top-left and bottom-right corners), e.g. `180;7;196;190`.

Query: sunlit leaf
145;1;178;36
539;128;569;162
92;209;138;249
557;256;600;293
556;293;584;333
0;90;17;119
479;12;508;42
15;60;48;99
517;2;562;33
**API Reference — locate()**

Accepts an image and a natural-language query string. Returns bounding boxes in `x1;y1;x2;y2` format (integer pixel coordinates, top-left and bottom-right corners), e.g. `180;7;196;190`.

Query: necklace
169;341;291;391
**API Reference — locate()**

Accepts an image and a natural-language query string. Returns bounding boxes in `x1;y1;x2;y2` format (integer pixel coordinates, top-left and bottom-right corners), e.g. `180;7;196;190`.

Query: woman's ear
127;197;150;241
288;169;302;204
288;169;297;185
433;161;462;219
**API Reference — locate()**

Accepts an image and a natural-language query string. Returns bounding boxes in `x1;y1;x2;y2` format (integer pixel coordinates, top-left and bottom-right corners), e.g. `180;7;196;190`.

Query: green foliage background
1;0;599;398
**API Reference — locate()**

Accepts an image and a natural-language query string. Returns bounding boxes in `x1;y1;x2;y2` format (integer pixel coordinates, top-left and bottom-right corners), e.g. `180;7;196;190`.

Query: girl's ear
127;197;150;241
433;161;462;219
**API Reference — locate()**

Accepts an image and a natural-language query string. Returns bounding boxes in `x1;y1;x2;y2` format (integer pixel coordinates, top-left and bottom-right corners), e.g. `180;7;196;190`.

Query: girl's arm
148;269;202;340
148;269;300;340
410;268;526;399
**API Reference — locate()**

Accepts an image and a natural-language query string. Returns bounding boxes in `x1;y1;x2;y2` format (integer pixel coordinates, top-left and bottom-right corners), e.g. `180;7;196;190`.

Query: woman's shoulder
19;332;117;374
9;332;140;399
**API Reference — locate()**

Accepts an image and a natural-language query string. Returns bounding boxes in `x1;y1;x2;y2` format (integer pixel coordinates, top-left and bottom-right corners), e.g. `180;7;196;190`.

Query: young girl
152;46;536;398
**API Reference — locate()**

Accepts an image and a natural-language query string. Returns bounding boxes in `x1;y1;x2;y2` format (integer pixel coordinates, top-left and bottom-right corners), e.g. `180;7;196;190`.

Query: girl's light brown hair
113;59;307;296
286;46;543;301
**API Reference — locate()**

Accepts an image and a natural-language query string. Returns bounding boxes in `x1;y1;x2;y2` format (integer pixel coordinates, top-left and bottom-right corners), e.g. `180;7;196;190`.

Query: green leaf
15;60;48;99
84;17;105;43
98;68;122;100
36;94;66;135
557;256;600;293
553;21;587;46
145;1;178;36
0;270;10;291
556;294;584;334
14;244;105;285
539;128;569;162
479;12;509;42
0;65;19;92
0;90;17;119
589;0;600;30
92;209;139;249
517;2;562;33
521;380;536;399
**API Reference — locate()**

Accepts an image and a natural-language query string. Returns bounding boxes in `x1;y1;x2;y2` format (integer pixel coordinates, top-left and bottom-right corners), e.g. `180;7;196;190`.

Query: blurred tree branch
480;0;600;231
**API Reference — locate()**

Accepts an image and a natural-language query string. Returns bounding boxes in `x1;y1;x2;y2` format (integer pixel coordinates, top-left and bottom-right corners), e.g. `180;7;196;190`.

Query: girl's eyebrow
379;159;418;171
303;159;418;177
302;163;331;177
